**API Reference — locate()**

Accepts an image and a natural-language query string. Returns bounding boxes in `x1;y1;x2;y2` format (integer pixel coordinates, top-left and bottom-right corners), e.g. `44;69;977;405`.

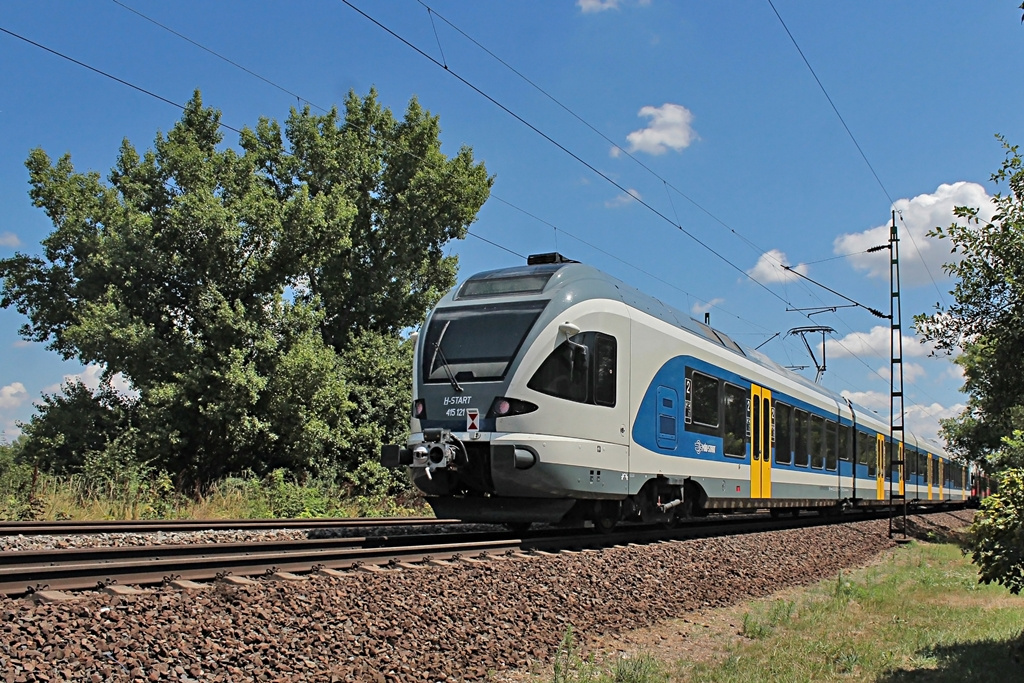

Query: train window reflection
825;420;838;471
794;410;810;467
528;331;617;407
690;372;719;428
810;415;825;469
723;383;746;458
775;402;793;465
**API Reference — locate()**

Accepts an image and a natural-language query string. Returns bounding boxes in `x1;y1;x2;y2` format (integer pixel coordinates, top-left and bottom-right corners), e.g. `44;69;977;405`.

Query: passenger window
688;372;719;428
775;402;793;465
825;420;838;471
794;410;810;467
528;332;617;407
723;383;746;458
857;431;874;475
838;424;851;462
810;415;825;469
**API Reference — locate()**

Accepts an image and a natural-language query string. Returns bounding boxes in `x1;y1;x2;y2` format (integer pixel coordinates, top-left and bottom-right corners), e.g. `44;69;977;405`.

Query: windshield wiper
429;320;463;392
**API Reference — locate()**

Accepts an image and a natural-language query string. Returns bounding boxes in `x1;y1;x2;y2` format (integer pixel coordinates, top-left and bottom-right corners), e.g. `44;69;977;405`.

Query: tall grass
0;466;428;521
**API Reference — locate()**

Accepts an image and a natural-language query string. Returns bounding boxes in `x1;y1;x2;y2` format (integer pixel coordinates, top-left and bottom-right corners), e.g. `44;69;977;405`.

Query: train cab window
794;409;810;467
838;424;852;462
528;332;617;407
775;402;793;465
825;420;838;471
687;371;720;434
723;383;746;458
593;335;617;406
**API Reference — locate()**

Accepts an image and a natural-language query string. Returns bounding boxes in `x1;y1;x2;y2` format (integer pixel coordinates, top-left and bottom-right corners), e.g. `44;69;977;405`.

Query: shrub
966;468;1024;594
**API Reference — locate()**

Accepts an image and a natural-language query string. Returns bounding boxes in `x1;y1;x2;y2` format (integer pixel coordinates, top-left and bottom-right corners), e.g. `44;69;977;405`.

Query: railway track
0;515;458;536
0;505;940;598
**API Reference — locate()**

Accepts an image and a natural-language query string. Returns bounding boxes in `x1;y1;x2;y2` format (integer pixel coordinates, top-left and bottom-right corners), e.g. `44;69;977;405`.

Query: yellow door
898;442;905;497
939;459;945;501
875;434;885;500
927;453;933;500
750;385;772;499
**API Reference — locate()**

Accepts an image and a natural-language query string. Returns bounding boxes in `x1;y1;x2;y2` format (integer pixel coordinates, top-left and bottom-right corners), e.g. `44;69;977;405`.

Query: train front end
379;253;623;524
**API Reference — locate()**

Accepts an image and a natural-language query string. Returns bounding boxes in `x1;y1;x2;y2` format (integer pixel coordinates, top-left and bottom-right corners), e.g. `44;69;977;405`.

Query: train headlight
487;396;538;418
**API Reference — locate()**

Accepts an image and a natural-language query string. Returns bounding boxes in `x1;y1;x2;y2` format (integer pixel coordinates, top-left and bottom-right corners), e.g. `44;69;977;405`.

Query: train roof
447;254;946;455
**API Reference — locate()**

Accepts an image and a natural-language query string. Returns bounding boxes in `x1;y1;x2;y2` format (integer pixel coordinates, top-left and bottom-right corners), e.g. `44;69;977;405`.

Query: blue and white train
381;254;970;529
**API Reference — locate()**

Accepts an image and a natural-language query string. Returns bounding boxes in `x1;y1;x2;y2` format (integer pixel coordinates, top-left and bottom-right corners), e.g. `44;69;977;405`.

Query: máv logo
694;440;717;455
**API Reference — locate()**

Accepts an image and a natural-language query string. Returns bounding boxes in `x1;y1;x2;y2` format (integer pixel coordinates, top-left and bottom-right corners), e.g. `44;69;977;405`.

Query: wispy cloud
746;249;807;284
691;298;725;315
0;232;21;248
877;362;927;383
41;364;136;398
826;326;936;360
577;0;620;13
840;388;962;444
613;103;697;157
604;188;642;208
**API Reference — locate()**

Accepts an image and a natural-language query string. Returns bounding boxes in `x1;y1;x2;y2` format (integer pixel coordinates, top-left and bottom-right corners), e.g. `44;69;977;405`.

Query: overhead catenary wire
403;0;947;406
766;0;947;309
104;0;892;379
415;0;822;289
2;6;954;425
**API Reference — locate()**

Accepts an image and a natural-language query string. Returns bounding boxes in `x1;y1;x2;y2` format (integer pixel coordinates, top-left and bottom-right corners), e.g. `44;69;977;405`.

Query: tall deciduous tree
0;90;490;483
915;137;1024;467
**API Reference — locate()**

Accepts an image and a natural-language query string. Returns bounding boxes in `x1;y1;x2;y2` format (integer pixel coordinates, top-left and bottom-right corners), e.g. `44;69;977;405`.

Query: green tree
915;137;1024;466
967;465;1024;595
18;380;135;475
0;90;490;483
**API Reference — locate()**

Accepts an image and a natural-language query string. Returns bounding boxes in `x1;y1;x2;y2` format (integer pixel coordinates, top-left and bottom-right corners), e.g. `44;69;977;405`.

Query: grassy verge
1;469;429;521
545;541;1024;683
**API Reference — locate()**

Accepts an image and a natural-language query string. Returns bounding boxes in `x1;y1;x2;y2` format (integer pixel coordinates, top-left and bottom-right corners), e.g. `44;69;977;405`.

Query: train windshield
422;300;548;384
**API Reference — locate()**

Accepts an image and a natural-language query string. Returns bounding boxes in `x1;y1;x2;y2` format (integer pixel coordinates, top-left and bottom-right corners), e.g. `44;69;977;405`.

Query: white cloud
604;188;642;208
0;382;28;410
0;232;21;248
841;389;888;414
840;389;963;444
578;0;619;12
615;103;697;157
944;363;966;384
12;340;32;348
42;364;135;397
877;362;927;383
834;182;994;286
905;401;964;445
746;249;808;284
1;419;22;442
692;298;724;315
826;325;936;359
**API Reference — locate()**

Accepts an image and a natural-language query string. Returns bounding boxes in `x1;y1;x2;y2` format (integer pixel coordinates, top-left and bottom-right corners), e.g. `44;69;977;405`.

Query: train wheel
593;501;620;534
503;522;532;534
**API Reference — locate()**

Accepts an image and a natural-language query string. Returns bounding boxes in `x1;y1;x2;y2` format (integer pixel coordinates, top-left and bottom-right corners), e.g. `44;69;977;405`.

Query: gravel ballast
0;510;974;682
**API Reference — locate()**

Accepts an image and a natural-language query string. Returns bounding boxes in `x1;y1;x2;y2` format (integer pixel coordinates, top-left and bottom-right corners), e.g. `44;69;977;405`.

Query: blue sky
2;1;1023;446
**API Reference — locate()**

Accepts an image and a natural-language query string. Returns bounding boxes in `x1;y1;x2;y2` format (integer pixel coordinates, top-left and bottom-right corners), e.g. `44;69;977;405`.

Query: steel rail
0;504;957;597
0;536;524;597
0;516;456;536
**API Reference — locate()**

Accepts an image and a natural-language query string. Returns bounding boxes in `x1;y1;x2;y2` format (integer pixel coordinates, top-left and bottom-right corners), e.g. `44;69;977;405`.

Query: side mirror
558;322;581;338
